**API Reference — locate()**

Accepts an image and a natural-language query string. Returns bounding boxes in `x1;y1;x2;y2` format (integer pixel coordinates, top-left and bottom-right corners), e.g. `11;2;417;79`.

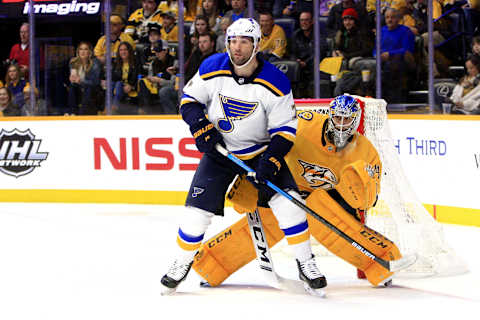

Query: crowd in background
1;0;480;116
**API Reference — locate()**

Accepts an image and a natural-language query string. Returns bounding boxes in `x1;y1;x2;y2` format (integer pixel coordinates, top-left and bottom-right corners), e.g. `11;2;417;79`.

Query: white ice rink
0;203;478;320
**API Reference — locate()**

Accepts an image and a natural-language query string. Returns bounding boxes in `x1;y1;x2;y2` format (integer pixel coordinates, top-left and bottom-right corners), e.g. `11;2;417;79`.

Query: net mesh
284;96;468;278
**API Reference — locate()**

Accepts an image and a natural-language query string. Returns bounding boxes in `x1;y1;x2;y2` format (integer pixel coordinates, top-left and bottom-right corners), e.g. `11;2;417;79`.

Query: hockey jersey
259;24;287;59
125;8;163;41
287;111;381;195
180;53;297;160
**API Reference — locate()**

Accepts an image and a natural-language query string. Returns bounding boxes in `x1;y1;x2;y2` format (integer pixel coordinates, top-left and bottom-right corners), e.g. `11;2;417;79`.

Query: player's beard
232;54;249;66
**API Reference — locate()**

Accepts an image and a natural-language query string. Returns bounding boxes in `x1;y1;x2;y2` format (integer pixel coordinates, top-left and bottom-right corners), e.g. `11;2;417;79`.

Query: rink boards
0;111;479;227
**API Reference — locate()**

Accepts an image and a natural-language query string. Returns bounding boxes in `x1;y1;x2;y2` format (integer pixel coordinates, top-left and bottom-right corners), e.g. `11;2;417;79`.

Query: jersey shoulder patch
199;53;232;80
254;61;291;97
297;111;314;121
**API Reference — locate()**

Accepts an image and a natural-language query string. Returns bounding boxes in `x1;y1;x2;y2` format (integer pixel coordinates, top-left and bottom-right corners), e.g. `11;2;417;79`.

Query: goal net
286;96;468;278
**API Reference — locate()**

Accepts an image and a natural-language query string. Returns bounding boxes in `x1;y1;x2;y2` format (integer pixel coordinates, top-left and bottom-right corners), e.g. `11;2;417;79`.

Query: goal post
290;96;468;278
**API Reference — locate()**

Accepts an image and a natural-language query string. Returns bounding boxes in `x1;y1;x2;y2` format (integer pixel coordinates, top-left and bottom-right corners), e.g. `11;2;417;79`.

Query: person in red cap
326;0;369;37
333;7;374;69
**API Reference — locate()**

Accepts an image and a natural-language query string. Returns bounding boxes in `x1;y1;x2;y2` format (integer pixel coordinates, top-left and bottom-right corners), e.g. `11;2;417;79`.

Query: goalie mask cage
288;96;468;278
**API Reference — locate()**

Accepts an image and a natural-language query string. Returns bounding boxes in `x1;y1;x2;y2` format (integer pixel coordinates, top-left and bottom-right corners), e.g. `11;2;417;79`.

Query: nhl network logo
0;129;49;178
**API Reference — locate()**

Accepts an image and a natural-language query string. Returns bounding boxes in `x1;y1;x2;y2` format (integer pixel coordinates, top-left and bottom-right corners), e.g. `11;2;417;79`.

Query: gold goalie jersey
193;110;401;287
288;110;381;204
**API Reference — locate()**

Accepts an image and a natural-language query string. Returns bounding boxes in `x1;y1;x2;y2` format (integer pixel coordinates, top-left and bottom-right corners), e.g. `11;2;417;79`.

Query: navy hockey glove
190;118;224;154
254;153;282;184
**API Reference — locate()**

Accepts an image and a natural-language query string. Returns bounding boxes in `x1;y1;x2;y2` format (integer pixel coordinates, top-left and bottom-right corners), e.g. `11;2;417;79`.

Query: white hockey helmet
225;18;261;68
327;95;362;149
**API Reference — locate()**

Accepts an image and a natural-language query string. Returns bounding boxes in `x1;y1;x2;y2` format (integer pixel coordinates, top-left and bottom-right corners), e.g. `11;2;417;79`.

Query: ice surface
0;203;478;320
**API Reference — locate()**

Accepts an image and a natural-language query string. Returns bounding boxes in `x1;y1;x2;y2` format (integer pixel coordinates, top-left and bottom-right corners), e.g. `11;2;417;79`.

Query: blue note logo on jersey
217;94;258;133
192;187;204;198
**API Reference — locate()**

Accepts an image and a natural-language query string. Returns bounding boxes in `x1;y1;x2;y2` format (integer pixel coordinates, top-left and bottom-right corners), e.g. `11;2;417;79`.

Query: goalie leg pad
192;208;284;287
226;174;259;214
306;189;401;286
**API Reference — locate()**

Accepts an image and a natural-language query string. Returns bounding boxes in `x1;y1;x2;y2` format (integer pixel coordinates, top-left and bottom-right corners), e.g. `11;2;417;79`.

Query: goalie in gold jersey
192;95;404;288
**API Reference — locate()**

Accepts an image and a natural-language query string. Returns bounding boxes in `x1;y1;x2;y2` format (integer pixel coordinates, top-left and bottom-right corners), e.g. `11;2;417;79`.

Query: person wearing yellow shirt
125;0;163;43
258;12;287;61
0;80;3;88
94;15;136;64
158;0;179;18
160;11;180;42
366;0;392;13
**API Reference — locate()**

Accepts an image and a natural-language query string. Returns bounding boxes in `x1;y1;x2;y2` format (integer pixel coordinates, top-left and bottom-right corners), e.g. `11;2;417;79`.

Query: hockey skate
160;259;193;295
297;255;327;297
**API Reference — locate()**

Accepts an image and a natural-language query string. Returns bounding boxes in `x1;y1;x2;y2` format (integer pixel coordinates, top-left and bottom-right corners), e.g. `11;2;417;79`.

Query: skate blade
160;286;177;296
199;280;211;287
303;283;326;298
377;277;393;288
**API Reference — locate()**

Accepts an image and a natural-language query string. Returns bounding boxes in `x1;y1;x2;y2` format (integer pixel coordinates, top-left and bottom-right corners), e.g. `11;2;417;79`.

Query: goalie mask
327;95;361;149
225;18;261;69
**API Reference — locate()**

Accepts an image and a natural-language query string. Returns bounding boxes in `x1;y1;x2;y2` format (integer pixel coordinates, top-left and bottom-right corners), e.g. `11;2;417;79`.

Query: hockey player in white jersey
160;18;326;295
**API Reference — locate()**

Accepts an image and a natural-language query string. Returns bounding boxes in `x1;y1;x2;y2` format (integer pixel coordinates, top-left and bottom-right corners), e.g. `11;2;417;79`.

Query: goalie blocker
193;172;401;287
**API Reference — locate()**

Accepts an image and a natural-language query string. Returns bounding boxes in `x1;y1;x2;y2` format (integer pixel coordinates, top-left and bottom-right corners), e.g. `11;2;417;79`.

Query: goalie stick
246;209;325;297
216;144;417;273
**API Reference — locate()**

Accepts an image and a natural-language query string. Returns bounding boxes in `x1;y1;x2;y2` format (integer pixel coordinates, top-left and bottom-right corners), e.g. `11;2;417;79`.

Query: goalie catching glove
335;160;380;211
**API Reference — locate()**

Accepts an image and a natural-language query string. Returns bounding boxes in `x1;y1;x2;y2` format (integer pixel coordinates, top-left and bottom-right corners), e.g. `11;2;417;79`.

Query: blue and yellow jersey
181;53;296;160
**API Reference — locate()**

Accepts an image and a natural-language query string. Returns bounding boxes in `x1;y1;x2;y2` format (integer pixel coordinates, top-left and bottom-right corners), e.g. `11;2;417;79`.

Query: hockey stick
246;209;311;295
216;144;416;273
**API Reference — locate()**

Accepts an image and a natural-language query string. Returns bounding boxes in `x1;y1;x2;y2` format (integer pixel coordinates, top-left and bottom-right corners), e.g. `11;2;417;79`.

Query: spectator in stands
216;16;232;52
189;15;213;49
158;0;180;19
218;0;232;15
67;42;102;115
0;87;21;117
184;0;203;22
327;0;368;37
0;80;3;88
258;11;287;61
94;15;136;65
106;42;140;114
126;0;162;44
138;39;177;114
185;33;217;82
9;23;30;78
157;59;181;114
472;36;480;56
200;0;222;34
463;0;480;38
397;0;450;77
223;0;258;22
139;23;163;74
291;11;329;98
450;54;480;114
5;63;29;108
21;86;48;116
160;11;180;42
366;0;390;15
279;0;316;19
375;7;415;103
333;8;374;69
